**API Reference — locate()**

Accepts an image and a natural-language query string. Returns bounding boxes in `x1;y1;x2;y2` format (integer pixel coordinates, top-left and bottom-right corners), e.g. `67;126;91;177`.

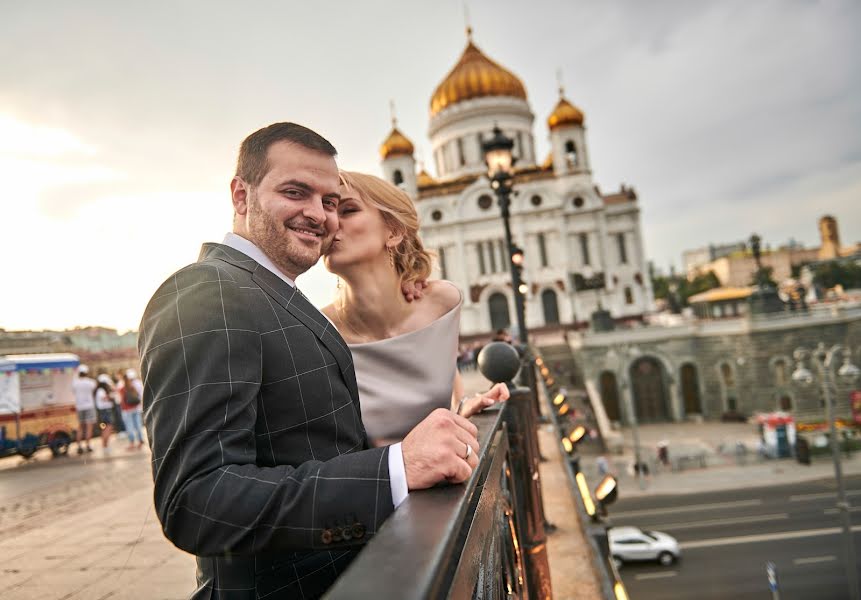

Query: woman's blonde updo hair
339;171;434;288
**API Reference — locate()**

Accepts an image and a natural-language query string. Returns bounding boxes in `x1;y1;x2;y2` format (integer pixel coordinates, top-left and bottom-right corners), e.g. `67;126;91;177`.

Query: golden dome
547;96;584;130
379;126;414;159
430;32;527;117
417;168;437;187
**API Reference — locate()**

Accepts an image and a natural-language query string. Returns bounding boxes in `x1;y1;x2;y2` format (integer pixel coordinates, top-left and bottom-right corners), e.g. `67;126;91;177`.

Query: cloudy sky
2;0;859;332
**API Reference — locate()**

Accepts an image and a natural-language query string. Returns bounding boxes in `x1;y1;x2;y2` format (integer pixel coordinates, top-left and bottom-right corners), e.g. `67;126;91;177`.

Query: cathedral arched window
624;287;634;305
457;138;465;166
541;289;560;325
393;170;404;186
488;293;511;331
564;140;578;167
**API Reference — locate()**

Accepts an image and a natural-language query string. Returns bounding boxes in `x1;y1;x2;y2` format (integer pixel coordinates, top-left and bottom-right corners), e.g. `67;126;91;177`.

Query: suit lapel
250;263;360;403
200;243;360;404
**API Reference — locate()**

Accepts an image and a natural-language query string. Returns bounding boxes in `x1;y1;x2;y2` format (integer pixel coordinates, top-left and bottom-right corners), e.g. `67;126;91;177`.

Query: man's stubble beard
247;191;331;279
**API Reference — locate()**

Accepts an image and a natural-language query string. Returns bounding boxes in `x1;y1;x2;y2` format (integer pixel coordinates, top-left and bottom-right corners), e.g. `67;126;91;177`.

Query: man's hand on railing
457;383;510;418
401;408;480;489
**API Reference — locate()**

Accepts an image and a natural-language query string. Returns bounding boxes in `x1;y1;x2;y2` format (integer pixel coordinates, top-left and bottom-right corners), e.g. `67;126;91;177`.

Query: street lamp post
792;343;861;600
482;125;528;346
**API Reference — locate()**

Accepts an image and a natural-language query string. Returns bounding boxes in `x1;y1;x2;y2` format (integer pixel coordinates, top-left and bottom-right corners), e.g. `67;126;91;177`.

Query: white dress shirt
221;233;409;508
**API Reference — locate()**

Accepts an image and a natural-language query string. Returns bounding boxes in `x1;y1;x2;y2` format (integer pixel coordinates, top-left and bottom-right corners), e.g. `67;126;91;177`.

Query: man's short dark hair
236;122;338;187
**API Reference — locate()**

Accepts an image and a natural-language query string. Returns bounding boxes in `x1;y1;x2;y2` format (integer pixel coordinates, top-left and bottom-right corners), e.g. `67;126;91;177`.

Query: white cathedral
377;31;654;339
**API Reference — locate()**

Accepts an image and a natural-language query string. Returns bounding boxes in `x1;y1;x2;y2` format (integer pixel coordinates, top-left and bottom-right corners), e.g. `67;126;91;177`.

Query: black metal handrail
326;344;551;599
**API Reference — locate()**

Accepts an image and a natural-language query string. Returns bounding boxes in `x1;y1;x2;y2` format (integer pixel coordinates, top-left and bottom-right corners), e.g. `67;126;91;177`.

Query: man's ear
231;177;250;216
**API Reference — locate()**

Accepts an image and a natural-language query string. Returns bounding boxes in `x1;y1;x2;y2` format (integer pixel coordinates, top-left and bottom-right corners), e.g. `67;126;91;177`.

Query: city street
614;474;861;600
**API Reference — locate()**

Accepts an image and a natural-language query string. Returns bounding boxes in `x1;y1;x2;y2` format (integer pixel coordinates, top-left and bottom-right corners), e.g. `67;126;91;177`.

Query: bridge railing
325;343;552;599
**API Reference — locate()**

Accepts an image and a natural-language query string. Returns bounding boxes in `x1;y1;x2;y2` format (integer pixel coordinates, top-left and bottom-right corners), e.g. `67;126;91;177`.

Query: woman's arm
451;369;466;411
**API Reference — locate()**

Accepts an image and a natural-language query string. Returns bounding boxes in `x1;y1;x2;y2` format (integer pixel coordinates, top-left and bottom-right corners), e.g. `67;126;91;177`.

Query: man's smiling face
236;140;341;279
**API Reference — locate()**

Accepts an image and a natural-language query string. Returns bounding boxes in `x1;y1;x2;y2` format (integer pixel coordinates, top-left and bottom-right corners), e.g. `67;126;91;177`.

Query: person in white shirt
95;374;115;453
71;365;96;454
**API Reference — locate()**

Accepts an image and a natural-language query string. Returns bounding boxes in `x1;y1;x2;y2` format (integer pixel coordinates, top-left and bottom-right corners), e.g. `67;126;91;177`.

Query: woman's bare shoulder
424;280;462;314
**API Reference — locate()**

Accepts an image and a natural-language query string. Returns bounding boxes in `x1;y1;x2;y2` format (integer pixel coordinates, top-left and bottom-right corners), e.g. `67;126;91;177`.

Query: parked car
609;526;680;568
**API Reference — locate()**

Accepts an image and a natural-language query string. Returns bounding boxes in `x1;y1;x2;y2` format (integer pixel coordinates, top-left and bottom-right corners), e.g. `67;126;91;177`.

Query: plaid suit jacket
138;243;394;599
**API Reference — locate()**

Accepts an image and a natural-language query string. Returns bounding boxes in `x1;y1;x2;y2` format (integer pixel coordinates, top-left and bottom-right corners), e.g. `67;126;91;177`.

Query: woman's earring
388;246;395;268
336;276;342;290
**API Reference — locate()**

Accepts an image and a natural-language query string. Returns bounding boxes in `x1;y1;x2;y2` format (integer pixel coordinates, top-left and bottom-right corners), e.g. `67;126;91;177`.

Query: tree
812;261;861;290
750;265;778;288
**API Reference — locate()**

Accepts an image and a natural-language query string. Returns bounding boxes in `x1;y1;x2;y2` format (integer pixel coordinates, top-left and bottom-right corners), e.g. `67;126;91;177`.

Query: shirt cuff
388;442;409;508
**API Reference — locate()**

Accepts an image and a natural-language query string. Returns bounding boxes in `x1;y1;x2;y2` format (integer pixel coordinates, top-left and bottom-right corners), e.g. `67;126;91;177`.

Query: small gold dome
430;33;527;117
417;168;437;187
379;127;414;159
547;97;584;130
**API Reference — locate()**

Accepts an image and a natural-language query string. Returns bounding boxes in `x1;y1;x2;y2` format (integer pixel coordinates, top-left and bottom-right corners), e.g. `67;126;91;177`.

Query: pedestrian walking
120;369;144;450
596;454;610;476
95;374;115;454
71;365;96;454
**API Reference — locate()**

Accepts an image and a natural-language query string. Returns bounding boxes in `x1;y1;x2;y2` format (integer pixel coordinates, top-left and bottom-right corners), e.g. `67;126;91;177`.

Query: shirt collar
221;232;296;288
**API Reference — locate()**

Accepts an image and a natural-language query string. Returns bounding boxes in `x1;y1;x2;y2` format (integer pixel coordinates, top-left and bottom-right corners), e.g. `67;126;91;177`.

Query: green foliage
812;261;861;289
750;266;778;288
650;271;721;306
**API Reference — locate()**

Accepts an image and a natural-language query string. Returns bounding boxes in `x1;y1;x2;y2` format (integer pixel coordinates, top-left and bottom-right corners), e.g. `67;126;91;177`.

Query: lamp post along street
793;344;860;600
483;125;528;346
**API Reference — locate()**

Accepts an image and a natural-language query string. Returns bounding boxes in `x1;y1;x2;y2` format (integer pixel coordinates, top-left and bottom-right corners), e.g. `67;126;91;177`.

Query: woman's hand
401;279;429;302
457;383;510;418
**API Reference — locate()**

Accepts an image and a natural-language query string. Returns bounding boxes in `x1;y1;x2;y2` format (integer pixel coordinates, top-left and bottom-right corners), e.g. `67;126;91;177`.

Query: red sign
851;391;861;426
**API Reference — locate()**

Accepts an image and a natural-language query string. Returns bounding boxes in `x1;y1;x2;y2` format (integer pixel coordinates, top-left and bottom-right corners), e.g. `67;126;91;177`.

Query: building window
393;170;404;186
435;149;443;176
774;359;787;387
478;194;493;210
497;239;506;272
541;289;560;325
617;233;628;264
439;247;447;279
516;131;524;160
572;196;584;208
487;241;497;273
531;194;542;207
489;293;511;330
537;232;549;268
720;363;735;387
624;286;634;304
431;209;442;222
456;137;465;166
565;140;577;167
579;232;591;266
476;243;486;275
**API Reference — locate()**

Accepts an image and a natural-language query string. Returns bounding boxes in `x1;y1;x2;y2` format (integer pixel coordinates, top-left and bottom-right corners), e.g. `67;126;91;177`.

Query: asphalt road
612;474;861;600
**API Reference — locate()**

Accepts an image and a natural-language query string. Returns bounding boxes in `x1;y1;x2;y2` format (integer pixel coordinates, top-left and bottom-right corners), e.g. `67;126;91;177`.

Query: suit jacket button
321;529;333;545
332;527;343;542
351;524;365;539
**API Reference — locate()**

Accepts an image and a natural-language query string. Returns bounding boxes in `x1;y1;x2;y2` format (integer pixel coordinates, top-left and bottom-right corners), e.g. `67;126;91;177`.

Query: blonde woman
322;171;508;445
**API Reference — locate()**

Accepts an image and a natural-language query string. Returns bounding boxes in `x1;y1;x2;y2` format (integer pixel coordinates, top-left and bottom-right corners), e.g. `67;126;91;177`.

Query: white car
609;526;681;567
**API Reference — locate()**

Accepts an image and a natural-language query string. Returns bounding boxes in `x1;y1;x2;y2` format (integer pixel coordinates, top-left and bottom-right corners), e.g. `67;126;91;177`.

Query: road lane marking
790;490;861;502
823;506;861;515
634;571;677;580
613;499;762;519
650;513;789;531
793;555;836;565
680;525;861;550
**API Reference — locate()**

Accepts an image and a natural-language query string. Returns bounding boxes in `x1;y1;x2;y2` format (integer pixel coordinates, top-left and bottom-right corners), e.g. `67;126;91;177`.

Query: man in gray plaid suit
138;122;480;599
